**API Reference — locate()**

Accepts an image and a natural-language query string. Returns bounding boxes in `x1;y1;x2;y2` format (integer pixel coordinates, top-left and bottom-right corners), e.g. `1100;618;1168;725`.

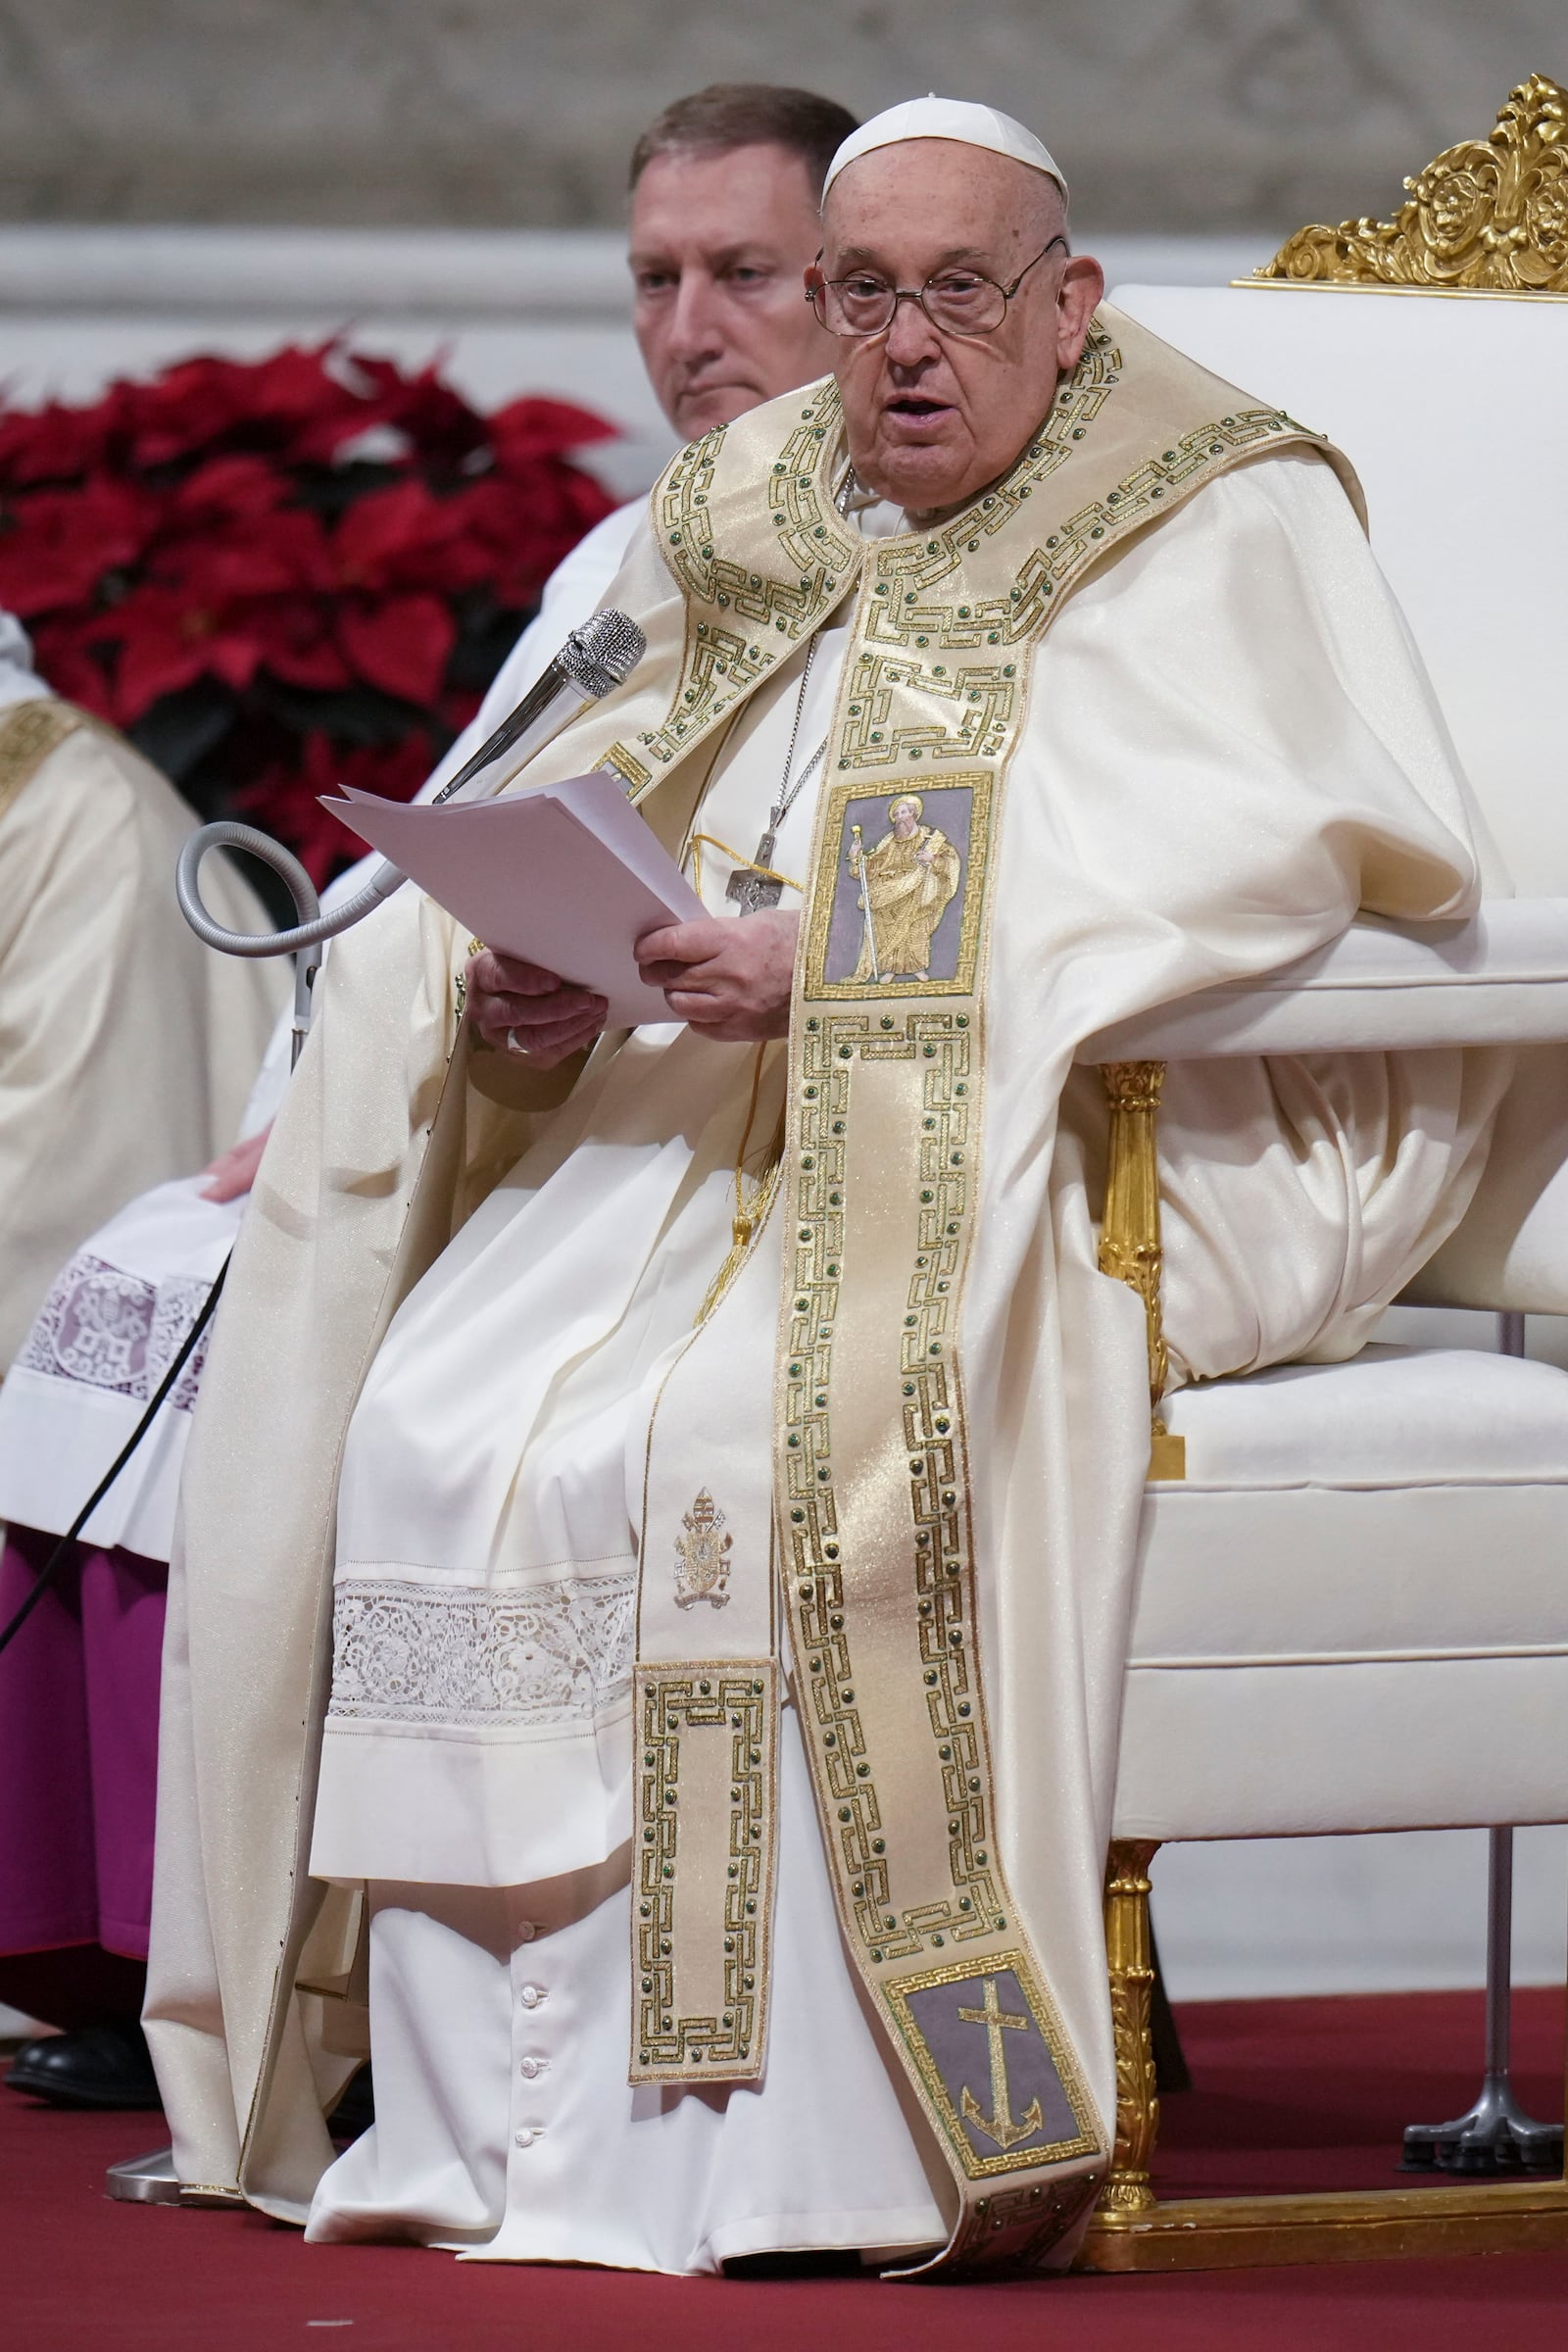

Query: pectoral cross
958;1977;1045;2152
726;831;783;913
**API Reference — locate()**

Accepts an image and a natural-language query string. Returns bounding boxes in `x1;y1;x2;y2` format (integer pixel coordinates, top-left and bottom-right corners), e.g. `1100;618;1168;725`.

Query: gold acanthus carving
1098;1060;1184;1482
1256;74;1568;294
1099;1838;1161;2217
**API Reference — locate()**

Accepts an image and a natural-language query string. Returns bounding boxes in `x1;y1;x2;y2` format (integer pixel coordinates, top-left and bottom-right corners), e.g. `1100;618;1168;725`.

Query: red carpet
5;1990;1567;2352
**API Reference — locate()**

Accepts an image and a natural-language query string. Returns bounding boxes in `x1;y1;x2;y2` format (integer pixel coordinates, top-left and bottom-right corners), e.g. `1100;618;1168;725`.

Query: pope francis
146;100;1508;2278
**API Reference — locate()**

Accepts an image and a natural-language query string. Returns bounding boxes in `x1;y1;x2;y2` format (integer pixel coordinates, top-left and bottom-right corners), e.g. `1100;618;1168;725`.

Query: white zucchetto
822;96;1068;204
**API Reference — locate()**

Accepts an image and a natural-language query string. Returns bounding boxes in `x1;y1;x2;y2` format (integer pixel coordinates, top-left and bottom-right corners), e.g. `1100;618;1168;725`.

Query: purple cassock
0;1176;238;2021
0;1532;168;1968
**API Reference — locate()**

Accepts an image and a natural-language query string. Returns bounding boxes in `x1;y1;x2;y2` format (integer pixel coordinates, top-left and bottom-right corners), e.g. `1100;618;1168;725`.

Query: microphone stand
173;609;646;979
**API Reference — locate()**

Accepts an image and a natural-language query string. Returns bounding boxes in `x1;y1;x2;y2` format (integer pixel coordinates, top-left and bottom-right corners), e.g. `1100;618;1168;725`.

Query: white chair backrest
1109;286;1567;897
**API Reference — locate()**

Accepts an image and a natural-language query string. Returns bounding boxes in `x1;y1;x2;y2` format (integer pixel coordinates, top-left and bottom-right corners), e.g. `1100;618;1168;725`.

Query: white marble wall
0;1;1558;232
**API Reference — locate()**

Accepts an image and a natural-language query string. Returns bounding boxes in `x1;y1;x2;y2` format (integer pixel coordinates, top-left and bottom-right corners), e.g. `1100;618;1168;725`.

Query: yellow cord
695;1042;785;1327
689;832;806;902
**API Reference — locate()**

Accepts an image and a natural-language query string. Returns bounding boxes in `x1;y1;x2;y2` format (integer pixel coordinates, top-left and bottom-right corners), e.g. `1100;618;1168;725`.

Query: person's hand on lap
466;948;609;1069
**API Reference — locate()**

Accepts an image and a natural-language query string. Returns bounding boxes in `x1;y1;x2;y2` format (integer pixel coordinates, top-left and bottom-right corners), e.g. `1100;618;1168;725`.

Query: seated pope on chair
145;98;1511;2279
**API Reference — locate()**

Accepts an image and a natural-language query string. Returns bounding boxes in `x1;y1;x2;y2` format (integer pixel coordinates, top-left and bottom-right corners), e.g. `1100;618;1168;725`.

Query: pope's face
818;141;1103;521
630;143;834;442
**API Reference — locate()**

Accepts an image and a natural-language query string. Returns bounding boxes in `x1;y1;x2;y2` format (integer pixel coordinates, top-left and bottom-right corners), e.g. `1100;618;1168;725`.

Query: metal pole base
105;2147;182;2204
1402;2079;1565;2176
105;2146;244;2207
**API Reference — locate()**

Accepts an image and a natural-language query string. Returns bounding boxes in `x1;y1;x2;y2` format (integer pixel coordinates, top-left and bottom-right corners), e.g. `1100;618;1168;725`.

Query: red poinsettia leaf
170;454;290;522
153;506;332;600
114;632;212;724
328;479;485;596
488;395;620;467
338;594;455;706
252;597;352;691
235;725;443;886
120;342;360;466
0;391;127;487
331;478;438;574
0;474;156;613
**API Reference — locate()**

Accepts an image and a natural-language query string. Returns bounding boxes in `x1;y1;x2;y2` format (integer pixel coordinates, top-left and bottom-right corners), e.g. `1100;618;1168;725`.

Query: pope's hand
636;911;799;1043
466;947;608;1068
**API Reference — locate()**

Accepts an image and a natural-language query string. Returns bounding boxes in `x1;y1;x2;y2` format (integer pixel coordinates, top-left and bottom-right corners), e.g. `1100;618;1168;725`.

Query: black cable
0;1252;231;1660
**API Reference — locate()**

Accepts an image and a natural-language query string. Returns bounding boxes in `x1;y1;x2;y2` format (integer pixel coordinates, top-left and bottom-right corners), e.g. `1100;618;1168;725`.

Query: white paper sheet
321;773;706;1027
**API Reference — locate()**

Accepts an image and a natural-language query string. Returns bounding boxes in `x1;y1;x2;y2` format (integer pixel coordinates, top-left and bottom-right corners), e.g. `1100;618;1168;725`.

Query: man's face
631;142;834;441
892;801;918;837
817;141;1103;521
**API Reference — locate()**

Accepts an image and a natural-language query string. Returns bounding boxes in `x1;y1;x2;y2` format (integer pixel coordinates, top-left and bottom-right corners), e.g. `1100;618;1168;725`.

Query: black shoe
5;2020;163;2111
326;2063;374;2142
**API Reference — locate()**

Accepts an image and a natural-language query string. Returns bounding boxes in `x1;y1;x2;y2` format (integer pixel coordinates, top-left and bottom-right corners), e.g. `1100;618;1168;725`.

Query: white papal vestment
301;454;1506;2269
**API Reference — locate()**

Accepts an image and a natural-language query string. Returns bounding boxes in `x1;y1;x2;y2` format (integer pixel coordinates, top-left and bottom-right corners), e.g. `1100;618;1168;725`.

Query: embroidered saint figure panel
806;775;991;999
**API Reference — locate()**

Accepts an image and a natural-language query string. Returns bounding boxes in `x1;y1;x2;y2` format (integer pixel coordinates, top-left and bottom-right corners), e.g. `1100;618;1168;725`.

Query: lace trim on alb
15;1251;212;1412
326;1572;637;1731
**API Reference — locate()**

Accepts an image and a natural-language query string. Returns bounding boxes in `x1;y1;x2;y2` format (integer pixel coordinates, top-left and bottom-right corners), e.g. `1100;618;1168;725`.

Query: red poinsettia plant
0;343;616;889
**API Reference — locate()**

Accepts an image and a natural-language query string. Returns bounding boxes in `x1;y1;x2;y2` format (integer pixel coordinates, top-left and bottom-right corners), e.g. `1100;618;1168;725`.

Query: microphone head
560;610;646;701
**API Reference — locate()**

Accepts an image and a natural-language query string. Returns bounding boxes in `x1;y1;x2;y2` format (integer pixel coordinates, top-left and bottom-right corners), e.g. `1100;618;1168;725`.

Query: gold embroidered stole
493;308;1352;2270
0;700;103;824
770;332;1348;2273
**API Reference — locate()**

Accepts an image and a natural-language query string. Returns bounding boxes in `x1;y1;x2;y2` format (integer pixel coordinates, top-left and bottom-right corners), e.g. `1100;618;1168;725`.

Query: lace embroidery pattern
16;1252;212;1412
327;1572;638;1730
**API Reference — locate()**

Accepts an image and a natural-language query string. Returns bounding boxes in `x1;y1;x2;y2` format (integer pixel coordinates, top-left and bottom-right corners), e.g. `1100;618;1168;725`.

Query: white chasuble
147;317;1503;2273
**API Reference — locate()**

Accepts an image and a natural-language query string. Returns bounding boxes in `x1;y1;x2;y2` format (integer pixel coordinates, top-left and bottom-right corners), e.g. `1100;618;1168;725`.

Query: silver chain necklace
726;634;829;914
726;462;862;915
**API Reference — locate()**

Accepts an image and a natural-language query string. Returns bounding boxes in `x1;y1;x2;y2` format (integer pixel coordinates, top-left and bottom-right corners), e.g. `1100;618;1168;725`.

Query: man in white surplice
148;100;1509;2277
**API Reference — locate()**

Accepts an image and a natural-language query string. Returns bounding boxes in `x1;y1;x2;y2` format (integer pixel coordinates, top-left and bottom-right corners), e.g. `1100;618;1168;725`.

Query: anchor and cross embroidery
890;1959;1097;2177
673;1487;732;1610
957;1976;1044;2152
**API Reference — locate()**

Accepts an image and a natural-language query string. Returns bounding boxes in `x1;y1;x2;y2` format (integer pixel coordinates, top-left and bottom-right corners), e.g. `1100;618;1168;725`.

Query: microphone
175;610;647;969
429;609;646;809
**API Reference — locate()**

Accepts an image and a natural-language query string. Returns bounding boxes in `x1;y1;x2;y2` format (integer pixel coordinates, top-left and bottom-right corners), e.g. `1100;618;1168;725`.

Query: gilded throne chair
1076;73;1568;2271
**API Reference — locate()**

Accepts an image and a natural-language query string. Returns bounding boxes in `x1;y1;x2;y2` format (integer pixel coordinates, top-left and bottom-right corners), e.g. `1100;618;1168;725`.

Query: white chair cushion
1114;1345;1568;1839
1161;1342;1568;1494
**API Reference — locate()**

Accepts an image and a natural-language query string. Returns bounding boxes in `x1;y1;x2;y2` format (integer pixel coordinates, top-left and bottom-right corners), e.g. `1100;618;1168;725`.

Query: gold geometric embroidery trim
0;700;97;823
784;1007;1004;1963
632;1663;774;2075
597;740;653;796
863;399;1298;656
637;386;860;775
831;328;1299;775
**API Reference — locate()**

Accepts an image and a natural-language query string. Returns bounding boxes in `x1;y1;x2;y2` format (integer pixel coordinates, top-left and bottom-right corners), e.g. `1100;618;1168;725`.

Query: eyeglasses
807;236;1067;339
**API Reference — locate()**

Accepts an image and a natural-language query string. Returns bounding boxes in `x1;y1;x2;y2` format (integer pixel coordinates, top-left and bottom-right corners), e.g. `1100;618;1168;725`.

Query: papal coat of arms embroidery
673;1488;732;1610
